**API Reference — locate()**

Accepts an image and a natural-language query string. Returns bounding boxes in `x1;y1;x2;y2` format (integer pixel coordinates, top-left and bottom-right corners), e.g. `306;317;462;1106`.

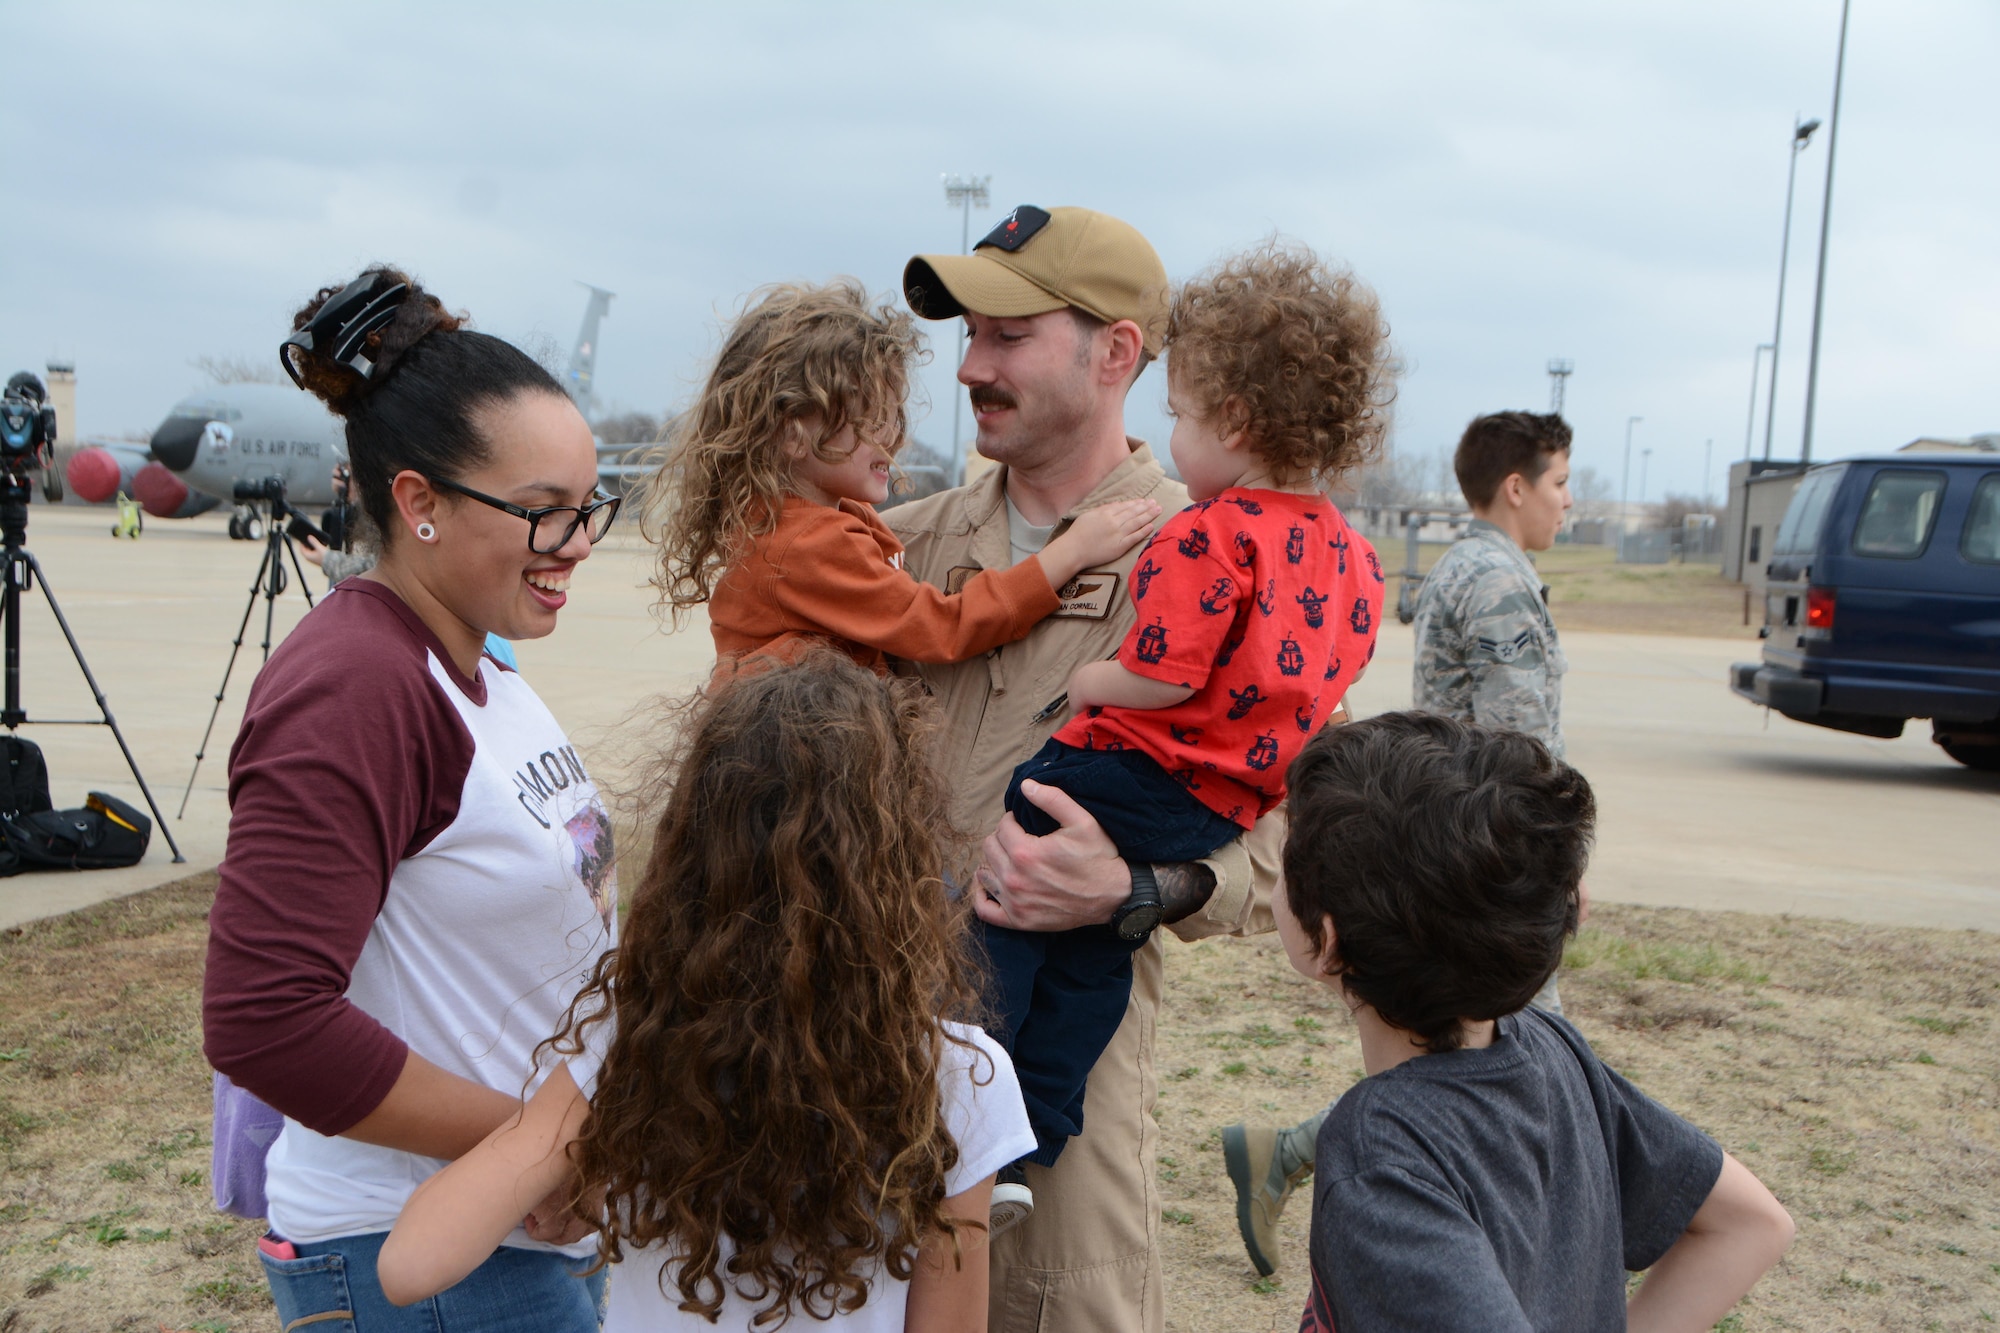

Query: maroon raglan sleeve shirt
202;581;475;1137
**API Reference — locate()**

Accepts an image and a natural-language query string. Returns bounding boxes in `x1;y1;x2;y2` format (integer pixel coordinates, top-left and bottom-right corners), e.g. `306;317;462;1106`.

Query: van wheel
1939;741;2000;772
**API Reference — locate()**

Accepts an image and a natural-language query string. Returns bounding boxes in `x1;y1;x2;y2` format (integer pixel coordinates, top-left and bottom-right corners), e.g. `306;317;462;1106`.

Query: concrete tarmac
0;503;1992;932
1346;624;2000;932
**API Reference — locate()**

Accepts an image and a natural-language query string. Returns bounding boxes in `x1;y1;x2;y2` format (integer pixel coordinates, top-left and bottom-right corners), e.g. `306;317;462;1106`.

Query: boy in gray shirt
1221;414;1578;1278
1278;713;1792;1332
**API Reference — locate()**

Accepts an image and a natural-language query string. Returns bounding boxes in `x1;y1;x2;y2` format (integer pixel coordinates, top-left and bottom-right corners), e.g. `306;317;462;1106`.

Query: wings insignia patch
1053;572;1119;619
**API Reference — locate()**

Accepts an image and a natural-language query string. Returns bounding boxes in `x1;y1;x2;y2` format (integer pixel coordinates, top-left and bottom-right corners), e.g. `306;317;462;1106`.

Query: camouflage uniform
1411;519;1566;758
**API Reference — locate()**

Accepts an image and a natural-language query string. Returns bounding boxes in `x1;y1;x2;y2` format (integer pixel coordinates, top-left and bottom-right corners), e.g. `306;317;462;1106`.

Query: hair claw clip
280;272;412;387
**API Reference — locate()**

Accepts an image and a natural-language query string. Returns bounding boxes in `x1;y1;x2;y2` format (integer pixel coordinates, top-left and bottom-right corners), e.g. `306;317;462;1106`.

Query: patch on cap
976;206;1051;254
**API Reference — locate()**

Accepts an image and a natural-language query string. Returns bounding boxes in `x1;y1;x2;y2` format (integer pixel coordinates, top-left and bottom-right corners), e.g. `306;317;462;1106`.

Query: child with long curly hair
379;654;1032;1330
641;279;1158;675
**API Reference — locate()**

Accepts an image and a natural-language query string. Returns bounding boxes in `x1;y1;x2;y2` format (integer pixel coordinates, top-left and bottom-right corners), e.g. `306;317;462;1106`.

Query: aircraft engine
66;446;147;504
133;462;221;518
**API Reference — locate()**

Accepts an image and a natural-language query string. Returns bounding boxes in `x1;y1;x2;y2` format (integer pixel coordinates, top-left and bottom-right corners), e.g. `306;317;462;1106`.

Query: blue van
1730;455;2000;770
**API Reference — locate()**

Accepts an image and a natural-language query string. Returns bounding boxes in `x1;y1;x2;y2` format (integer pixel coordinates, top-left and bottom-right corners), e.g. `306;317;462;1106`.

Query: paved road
1348;627;2000;932
2;504;1993;931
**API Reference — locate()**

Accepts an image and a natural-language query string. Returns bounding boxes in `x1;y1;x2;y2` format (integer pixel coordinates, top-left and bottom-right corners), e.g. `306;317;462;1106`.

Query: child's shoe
989;1163;1034;1237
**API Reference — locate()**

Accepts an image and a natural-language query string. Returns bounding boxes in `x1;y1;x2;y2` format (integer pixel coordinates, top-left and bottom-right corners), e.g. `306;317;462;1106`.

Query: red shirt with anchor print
1054;488;1383;828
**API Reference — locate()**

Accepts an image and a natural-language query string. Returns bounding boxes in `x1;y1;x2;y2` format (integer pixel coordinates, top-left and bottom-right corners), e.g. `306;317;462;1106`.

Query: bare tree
1570;465;1613;520
595;411;665;445
1658;491;1719;531
1427;450;1462;505
192;354;283;386
880;438;954;510
1351;448;1425;509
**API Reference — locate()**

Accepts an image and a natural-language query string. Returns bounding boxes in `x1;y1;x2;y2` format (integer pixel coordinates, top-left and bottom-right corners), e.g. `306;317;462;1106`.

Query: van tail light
1804;585;1836;638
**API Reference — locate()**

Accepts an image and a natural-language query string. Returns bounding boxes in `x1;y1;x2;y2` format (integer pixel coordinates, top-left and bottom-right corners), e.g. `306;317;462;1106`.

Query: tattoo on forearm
1152;860;1217;924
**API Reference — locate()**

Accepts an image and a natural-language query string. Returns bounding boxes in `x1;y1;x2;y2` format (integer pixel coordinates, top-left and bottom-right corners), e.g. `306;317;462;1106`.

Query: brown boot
1222;1113;1323;1276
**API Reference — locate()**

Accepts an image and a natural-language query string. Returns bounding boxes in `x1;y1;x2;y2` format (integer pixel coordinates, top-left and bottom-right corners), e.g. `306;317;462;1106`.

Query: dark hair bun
287;265;465;417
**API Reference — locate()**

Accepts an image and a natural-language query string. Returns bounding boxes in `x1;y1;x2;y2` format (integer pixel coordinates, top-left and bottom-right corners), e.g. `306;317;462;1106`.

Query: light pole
942;174;991;485
1800;0;1852;465
1639;448;1653;507
1762;118;1820;460
1546;358;1573;416
1743;343;1773;461
1703;439;1713;508
1621;415;1643;533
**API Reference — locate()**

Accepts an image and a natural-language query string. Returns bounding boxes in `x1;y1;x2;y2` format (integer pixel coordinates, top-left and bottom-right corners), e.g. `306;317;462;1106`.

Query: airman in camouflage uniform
1411;518;1566;757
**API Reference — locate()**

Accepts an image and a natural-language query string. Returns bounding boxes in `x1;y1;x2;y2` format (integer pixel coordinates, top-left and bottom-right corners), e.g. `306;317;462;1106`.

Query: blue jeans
991;740;1242;1167
1004;738;1241;862
258;1230;605;1332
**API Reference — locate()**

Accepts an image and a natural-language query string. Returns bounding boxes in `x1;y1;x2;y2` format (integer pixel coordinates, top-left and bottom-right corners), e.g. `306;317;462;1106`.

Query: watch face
1115;903;1164;942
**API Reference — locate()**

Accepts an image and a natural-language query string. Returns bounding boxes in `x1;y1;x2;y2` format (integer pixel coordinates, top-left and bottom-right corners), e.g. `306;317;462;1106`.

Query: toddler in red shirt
987;242;1395;1181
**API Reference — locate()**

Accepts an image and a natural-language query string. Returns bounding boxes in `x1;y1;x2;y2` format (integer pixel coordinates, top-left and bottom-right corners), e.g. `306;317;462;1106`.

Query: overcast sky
5;0;1995;504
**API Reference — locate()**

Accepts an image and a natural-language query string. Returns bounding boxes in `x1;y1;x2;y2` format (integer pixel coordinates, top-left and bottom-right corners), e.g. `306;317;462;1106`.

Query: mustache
968;385;1019;412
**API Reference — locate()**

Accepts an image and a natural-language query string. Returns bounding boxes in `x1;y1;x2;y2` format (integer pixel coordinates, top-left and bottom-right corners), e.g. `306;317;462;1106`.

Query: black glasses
427;476;622;554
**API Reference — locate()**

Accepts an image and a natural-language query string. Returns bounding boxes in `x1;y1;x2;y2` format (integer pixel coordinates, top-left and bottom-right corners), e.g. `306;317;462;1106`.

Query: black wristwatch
1111;861;1165;942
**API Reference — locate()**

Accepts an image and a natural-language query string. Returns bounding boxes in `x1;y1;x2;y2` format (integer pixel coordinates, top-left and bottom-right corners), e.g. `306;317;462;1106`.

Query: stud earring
417;522;437;542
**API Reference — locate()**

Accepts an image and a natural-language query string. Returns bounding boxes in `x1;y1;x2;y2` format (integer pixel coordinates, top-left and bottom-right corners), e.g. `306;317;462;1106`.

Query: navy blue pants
988;739;1240;1166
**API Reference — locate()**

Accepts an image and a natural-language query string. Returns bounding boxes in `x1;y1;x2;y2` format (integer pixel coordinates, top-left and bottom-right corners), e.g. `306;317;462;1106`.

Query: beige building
1721;460;1807;589
1898;434;1999;455
45;361;76;473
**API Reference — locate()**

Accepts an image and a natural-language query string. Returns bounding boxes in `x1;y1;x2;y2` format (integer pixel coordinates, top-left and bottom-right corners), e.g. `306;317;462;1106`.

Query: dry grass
1387;539;1761;639
1155;908;2000;1332
4;881;1997;1331
1540;546;1761;639
0;873;259;1333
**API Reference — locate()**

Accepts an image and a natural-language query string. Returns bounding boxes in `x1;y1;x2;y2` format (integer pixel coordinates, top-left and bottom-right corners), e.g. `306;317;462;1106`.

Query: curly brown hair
543;654;987;1326
1165;240;1397;487
639;280;925;625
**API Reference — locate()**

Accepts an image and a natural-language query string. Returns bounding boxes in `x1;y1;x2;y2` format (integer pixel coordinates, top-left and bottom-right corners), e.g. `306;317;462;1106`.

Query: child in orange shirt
645;280;1158;673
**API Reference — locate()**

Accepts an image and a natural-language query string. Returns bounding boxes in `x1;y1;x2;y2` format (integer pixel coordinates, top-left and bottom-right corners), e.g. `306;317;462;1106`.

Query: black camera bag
0;735;52;821
2;791;151;873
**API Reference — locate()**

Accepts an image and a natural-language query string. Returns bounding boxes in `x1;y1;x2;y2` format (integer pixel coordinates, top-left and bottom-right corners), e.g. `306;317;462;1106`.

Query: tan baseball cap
903;205;1170;356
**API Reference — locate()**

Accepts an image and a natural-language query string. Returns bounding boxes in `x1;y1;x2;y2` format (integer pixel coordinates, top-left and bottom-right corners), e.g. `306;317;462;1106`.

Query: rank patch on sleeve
977;205;1051;253
1475;629;1537;663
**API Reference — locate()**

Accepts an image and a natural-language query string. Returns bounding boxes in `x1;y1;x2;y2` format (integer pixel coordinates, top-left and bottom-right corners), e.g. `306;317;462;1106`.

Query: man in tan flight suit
890;205;1281;1332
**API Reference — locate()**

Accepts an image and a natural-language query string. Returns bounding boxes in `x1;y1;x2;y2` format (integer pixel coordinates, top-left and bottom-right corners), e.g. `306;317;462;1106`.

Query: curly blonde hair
1166;240;1397;486
640;280;925;624
542;654;987;1326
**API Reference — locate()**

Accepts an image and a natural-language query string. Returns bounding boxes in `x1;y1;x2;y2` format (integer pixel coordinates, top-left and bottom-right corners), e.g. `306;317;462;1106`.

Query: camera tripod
0;471;184;861
180;494;318;817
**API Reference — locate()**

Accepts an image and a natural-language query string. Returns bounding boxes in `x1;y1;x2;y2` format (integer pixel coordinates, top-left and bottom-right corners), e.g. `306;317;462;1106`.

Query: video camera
0;374;56;473
232;475;331;547
232;476;288;505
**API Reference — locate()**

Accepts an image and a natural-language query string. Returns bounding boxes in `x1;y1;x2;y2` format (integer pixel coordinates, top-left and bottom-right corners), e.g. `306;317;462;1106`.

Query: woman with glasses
298;463;530;670
203;267;620;1332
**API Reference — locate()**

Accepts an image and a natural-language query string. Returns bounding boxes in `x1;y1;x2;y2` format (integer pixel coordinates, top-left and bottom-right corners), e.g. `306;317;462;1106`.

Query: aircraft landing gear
227;506;264;541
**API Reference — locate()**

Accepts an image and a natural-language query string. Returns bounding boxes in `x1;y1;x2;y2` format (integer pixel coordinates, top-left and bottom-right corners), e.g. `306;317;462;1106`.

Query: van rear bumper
1731;662;1824;715
1730;660;2000;737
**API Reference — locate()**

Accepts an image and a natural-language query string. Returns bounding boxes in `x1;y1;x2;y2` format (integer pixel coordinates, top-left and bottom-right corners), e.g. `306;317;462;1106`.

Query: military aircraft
65;284;649;536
